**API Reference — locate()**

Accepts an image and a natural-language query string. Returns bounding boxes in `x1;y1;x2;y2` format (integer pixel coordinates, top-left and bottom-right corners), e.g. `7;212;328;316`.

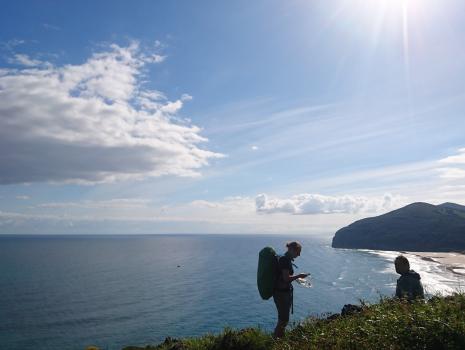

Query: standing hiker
395;255;425;301
273;241;309;338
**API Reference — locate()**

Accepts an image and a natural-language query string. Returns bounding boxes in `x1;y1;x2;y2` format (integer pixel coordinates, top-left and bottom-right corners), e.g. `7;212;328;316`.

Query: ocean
0;234;462;350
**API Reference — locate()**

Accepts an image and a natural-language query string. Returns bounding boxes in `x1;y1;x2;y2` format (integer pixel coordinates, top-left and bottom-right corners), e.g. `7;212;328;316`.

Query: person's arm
395;281;402;298
416;280;425;299
281;269;309;283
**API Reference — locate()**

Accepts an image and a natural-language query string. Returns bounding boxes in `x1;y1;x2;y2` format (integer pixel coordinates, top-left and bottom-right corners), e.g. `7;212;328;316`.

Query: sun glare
359;0;417;16
370;0;441;20
347;0;435;45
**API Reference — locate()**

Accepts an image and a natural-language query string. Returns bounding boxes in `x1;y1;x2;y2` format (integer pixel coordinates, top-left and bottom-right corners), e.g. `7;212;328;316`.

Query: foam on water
363;249;464;295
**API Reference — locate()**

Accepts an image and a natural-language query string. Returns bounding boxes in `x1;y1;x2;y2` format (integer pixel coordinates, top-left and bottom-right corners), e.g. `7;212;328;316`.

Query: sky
1;0;465;235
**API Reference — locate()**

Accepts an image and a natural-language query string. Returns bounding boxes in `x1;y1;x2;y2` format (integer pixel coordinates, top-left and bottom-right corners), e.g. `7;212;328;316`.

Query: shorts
273;290;291;323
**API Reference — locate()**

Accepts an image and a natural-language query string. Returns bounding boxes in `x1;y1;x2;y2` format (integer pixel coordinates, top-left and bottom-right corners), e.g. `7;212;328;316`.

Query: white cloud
0;42;223;184
438;167;465;179
189;196;255;212
181;93;193;101
8;53;44;67
42;23;60;31
38;198;151;209
251;145;259;151
1;193;410;234
439;148;465;165
142;53;166;63
255;193;405;215
1;39;26;50
438;148;465;179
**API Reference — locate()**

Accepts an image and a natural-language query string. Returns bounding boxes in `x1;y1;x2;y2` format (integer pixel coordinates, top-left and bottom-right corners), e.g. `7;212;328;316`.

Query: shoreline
402;251;465;276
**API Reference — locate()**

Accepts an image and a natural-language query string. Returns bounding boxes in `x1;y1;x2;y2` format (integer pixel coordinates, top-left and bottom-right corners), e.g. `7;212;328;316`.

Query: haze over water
0;234;461;350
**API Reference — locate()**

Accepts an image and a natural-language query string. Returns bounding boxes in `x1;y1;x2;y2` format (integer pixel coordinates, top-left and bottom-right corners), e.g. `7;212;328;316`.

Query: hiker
273;241;309;338
394;255;425;301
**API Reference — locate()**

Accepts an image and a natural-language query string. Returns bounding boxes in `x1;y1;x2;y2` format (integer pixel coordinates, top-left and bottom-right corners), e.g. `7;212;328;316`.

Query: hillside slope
122;294;465;350
331;202;465;251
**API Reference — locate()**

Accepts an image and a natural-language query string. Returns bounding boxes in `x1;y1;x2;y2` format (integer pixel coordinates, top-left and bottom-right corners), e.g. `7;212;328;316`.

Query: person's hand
298;273;310;279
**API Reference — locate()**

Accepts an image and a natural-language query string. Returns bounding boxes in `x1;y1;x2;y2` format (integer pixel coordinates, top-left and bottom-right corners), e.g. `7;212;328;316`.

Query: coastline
404;251;465;276
361;248;465;295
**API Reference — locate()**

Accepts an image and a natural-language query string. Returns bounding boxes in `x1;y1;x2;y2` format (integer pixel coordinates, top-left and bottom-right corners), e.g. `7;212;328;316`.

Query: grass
122;294;465;350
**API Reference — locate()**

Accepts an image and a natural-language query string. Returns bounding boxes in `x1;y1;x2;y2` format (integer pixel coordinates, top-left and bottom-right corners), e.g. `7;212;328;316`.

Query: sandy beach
405;251;465;276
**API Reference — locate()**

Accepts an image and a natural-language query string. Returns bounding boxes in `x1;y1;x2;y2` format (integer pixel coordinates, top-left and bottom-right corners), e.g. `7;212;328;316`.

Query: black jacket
396;270;425;300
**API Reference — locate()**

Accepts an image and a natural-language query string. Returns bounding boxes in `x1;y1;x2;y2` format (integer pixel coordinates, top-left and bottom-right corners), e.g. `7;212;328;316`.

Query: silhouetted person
273;241;309;338
395;255;425;301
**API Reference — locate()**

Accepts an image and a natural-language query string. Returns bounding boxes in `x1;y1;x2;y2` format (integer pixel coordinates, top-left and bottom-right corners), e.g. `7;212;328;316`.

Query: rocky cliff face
331;202;465;252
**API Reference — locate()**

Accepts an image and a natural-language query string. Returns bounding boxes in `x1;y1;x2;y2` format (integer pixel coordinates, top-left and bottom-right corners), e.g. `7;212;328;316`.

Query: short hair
286;241;302;250
395;255;410;268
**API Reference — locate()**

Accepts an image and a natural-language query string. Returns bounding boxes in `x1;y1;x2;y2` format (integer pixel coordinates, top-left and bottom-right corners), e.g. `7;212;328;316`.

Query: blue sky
1;0;465;234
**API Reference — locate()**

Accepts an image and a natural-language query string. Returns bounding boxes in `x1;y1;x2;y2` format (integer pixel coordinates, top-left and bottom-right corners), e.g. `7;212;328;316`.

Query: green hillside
122;294;465;350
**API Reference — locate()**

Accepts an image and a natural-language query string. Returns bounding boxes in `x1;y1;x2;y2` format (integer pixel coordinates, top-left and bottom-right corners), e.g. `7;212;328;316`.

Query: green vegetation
122;294;465;350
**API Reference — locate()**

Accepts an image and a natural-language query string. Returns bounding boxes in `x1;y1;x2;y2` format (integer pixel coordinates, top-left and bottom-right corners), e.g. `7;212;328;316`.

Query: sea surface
0;234;463;350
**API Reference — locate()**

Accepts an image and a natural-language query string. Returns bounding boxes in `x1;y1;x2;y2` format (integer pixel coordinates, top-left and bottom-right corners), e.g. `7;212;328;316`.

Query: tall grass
122;294;465;350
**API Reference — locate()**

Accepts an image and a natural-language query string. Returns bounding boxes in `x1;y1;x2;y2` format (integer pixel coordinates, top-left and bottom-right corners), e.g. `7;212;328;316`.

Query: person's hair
286;241;302;251
395;255;410;269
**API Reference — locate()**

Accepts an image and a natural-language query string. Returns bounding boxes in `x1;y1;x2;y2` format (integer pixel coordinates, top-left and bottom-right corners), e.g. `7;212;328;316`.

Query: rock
341;304;362;316
162;337;185;350
326;313;340;320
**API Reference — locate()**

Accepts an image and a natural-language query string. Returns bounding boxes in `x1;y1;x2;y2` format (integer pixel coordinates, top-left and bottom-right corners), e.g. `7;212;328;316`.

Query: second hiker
394;255;425;301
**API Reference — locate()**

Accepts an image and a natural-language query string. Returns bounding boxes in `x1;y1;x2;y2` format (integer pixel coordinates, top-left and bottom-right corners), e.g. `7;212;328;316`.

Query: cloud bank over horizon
255;193;405;215
0;42;223;185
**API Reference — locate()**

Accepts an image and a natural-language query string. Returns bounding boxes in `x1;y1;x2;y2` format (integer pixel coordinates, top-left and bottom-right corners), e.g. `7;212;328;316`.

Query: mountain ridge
331;202;465;251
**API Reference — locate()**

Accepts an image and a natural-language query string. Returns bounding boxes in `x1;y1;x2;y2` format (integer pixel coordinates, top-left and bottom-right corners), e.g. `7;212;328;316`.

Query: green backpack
257;246;280;300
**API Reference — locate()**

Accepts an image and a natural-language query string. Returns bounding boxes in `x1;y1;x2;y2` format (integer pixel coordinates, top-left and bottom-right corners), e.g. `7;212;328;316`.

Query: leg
273;291;291;338
274;319;288;338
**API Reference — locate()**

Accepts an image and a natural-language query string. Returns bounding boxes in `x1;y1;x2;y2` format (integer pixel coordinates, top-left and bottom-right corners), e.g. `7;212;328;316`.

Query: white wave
364;249;464;296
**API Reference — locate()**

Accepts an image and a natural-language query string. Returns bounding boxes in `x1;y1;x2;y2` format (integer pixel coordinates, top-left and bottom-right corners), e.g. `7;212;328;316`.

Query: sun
347;0;431;38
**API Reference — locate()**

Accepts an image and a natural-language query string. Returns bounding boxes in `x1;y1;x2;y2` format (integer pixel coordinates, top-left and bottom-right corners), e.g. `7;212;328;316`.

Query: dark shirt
396;270;425;301
275;253;294;291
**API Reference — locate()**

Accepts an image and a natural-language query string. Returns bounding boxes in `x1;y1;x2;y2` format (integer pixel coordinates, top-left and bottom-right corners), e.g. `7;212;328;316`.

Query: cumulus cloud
0;41;223;184
255;193;405;215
